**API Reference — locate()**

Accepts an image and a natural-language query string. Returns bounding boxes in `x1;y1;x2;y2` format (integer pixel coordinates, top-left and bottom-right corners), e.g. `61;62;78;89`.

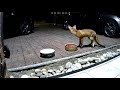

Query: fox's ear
73;25;76;29
68;25;71;29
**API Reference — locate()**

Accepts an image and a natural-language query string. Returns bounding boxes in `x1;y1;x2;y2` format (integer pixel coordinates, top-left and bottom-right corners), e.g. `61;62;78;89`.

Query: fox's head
68;25;77;30
68;25;77;35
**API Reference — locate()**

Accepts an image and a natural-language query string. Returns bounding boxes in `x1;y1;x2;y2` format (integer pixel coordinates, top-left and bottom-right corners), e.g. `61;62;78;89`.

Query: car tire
103;19;119;37
19;21;33;35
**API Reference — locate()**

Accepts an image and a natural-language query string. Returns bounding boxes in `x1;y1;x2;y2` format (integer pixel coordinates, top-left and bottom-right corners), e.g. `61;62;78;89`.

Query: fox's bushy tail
95;36;105;48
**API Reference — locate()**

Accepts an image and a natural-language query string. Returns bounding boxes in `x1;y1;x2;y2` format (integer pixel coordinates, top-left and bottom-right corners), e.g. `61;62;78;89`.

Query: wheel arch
100;14;120;29
99;14;120;37
19;16;34;35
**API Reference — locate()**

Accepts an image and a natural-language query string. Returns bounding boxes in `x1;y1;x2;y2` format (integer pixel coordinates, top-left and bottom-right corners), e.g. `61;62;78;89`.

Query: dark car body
62;8;120;37
1;7;120;39
2;8;50;39
2;9;35;39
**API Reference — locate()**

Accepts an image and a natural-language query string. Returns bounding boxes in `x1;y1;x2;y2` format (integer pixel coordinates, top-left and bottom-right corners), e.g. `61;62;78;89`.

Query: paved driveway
4;25;120;69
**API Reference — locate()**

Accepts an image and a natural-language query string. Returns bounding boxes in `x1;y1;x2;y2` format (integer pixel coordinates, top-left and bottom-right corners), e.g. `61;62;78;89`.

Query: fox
68;25;105;48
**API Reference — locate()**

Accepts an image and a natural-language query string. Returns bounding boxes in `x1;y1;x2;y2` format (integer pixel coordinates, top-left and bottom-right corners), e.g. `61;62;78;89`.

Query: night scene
1;1;120;78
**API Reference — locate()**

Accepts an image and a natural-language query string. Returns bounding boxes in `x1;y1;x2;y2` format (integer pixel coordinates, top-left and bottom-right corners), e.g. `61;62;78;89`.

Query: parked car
2;8;120;38
3;9;34;39
63;8;120;38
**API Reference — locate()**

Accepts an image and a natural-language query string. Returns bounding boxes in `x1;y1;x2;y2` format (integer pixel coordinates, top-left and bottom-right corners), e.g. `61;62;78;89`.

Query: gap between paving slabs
8;44;120;73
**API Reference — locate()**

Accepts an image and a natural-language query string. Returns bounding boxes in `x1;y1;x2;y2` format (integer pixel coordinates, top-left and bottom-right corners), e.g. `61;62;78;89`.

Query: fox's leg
91;40;95;47
77;38;81;47
88;37;93;46
89;36;95;47
78;38;83;48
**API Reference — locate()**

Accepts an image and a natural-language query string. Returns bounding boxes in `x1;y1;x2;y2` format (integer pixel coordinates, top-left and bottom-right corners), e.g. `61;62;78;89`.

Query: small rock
79;60;87;65
61;70;65;74
35;69;41;73
59;66;64;72
71;64;79;71
63;68;68;72
90;63;95;65
86;57;92;61
10;76;14;78
30;73;36;77
55;70;61;73
41;68;47;72
95;58;101;63
100;56;106;61
77;58;83;62
117;49;120;52
51;69;56;75
40;75;47;78
102;53;107;57
96;55;101;58
65;62;73;69
48;69;54;74
21;75;31;78
66;68;72;73
111;52;116;57
113;52;117;55
74;60;78;63
48;69;54;73
74;63;82;69
83;58;89;62
82;63;91;68
42;71;48;76
115;52;119;55
37;72;42;77
48;73;53;77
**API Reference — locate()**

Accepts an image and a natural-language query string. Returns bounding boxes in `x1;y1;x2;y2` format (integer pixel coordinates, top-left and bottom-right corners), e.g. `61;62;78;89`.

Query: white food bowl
40;48;55;58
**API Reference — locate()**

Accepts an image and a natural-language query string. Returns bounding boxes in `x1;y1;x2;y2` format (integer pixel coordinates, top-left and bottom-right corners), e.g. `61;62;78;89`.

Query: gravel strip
9;44;120;78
